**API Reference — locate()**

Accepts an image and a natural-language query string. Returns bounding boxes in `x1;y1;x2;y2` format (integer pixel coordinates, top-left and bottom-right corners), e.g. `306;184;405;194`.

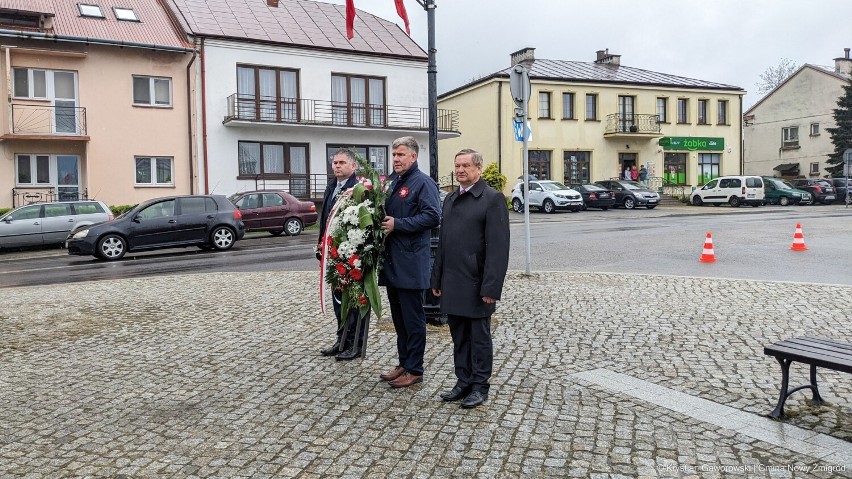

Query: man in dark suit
379;136;441;388
430;149;510;408
317;148;367;361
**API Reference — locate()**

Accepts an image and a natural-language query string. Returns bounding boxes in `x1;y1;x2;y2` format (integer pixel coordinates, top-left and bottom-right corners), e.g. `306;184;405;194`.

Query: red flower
398;186;409;199
349;268;363;281
326;236;333;246
348;254;360;267
336;263;347;275
358;295;368;305
330;247;338;259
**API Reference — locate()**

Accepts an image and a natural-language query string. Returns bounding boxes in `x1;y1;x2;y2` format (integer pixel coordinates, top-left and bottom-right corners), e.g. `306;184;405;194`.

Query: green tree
825;77;852;177
481;162;507;192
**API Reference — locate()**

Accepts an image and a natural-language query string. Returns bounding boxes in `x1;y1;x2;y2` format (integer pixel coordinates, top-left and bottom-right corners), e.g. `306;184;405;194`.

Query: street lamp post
415;0;438;182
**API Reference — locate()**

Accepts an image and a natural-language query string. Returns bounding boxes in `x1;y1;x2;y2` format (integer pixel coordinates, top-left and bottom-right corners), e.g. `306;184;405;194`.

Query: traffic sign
509;65;530;107
513;119;531;142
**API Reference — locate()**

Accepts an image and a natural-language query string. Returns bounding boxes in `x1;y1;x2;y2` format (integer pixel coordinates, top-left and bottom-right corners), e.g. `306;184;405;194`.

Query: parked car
789;178;836;205
594;180;660;209
66;195;244;261
828;177;851;202
761;177;813;206
689;176;764;207
510;180;583;213
229;190;317;236
0;200;112;249
568;183;616;210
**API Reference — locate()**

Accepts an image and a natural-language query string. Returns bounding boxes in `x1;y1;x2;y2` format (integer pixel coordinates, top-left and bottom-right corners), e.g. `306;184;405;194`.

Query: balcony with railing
603;113;661;137
224;94;459;136
3;103;89;140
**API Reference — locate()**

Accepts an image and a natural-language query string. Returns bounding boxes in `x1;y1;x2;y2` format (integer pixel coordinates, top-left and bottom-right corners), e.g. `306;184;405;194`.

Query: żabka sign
659;137;725;151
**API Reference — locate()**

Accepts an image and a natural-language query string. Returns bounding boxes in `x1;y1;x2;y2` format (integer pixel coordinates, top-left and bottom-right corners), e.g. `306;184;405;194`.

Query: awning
773;163;800;172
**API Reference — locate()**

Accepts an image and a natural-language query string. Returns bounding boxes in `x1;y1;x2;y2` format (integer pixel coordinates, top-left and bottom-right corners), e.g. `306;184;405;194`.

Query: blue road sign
513;119;531;142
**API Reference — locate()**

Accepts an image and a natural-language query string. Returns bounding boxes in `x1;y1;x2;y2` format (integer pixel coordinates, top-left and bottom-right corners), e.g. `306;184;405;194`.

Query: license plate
747;194;755;198
826;195;836;200
648;198;658;203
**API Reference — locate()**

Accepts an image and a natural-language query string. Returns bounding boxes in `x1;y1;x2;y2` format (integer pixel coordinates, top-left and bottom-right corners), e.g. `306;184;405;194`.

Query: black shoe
320;341;342;357
440;386;470;402
336;347;362;361
461;391;488;409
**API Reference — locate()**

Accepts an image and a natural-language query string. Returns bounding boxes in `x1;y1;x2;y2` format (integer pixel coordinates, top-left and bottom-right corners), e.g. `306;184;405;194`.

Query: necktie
333;183;343;198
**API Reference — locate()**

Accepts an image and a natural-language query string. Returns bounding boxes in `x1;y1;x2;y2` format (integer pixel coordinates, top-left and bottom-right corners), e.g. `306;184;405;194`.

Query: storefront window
563;151;590;184
528;150;551;180
697;153;720;185
663;153;687;185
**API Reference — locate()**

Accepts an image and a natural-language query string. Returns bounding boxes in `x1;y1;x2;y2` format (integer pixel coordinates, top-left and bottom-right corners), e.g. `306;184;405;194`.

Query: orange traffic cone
790;223;808;251
699;232;717;263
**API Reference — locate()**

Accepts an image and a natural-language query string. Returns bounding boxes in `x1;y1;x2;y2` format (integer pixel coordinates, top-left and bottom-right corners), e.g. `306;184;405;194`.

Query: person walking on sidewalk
431;149;510;409
379;136;441;388
639;165;648;186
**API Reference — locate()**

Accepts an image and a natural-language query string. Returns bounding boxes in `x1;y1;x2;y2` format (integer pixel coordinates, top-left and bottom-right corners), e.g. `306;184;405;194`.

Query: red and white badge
398;186;410;199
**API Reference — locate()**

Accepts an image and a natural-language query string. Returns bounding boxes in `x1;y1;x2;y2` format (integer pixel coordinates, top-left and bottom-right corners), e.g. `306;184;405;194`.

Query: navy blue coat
318;173;359;243
379;162;441;289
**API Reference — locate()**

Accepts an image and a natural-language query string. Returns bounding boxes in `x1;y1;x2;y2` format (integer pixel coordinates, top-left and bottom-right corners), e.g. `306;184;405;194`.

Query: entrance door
619;153;636;178
52;71;78;134
618;95;635;132
56;155;80;200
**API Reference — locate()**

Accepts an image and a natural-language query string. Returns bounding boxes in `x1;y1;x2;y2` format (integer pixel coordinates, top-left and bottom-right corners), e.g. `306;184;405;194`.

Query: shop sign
658;137;725;151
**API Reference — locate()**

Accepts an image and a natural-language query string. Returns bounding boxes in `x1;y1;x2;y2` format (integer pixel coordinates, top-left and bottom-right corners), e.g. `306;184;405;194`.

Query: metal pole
522;110;531;274
417;0;438;182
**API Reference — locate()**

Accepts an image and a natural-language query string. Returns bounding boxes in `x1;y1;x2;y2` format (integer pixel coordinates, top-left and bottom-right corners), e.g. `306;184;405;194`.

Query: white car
510;180;584;213
690;176;764;207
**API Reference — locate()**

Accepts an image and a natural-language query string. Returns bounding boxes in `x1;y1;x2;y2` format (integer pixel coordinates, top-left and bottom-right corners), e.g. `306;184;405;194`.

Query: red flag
394;0;410;35
346;0;356;39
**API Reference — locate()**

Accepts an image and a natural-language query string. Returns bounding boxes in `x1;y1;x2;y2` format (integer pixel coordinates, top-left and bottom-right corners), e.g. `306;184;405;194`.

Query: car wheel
97;234;126;261
570;207;581;213
646;205;656;209
779;196;790;206
269;230;284;236
822;200;835;205
511;198;523;213
601;206;609;211
692;196;703;206
284;218;303;236
729;196;741;207
581;204;588;211
623;197;635;209
542;199;556;214
210;226;236;250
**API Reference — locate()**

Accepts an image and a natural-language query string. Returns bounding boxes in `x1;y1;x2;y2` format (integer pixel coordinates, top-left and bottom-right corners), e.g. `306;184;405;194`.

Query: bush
482;163;507;192
110;204;135;216
0;207;9;217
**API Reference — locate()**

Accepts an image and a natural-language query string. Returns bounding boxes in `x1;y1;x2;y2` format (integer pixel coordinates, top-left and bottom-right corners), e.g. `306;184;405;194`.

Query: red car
230;190;317;236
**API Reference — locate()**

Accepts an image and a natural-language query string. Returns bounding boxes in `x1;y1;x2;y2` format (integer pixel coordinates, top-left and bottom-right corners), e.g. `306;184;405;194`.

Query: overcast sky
327;0;852;109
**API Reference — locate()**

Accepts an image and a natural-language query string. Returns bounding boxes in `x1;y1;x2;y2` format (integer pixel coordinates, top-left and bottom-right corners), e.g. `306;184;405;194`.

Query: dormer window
0;9;53;29
78;4;104;18
113;7;139;21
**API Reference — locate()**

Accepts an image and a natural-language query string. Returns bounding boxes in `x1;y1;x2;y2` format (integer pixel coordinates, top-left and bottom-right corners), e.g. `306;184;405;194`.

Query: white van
690;176;764;207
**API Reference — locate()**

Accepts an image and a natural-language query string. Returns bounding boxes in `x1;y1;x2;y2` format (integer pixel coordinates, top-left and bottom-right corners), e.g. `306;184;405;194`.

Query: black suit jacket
318;173;359;243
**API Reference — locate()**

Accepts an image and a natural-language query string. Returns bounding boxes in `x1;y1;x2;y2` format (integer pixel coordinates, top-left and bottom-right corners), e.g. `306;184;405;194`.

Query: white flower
347;228;367;246
338;240;358;258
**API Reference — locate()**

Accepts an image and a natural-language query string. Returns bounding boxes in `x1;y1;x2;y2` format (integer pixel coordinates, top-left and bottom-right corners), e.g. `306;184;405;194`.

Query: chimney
594;48;621;66
835;48;852;75
267;0;279;7
510;47;535;67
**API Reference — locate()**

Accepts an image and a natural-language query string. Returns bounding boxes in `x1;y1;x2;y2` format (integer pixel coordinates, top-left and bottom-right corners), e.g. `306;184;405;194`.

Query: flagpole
416;0;438;182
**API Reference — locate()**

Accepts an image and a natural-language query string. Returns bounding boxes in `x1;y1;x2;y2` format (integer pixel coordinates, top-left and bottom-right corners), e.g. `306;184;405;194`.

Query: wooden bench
764;336;852;418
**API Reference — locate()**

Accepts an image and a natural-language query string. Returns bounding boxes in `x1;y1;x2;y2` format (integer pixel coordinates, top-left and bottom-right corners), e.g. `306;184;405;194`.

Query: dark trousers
332;290;368;350
447;314;493;394
386;286;426;375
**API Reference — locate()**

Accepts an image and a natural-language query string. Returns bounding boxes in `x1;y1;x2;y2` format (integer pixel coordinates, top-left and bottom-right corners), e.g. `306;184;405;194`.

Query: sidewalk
1;271;851;478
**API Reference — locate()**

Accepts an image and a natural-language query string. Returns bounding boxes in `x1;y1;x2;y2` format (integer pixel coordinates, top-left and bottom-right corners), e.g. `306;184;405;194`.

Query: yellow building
438;48;746;196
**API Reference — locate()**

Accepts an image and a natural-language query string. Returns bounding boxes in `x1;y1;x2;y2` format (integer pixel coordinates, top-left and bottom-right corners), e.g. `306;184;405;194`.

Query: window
656;97;668;123
528;150;551;180
238;141;309;179
12;68;47;98
538;92;551;118
178;197;215;215
664;153;687;185
562;93;575;119
810;162;820;175
718;178;741;188
717;100;728;125
138;200;175;220
697;153;720;185
78;4;104;18
7;205;40;221
237;65;299;122
617;95;635;132
677;98;689;124
810;122;820;136
135;157;173;185
16;154;50;185
133;76;171;106
326;144;388;176
563;151;591;184
585;94;598;121
332;74;385;127
697;99;708;124
782;126;799;148
113;7;138;21
44;203;72;218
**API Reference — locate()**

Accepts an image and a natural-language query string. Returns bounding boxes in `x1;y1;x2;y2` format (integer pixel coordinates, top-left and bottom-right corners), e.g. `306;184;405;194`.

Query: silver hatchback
0;200;112;249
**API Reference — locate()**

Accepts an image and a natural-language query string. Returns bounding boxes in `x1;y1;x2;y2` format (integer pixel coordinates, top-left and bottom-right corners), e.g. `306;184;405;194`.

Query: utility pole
415;0;438;181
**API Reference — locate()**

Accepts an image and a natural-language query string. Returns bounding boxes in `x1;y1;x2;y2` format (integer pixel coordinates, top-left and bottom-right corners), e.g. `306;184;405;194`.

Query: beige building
438;48;745;196
0;1;195;209
743;50;852;179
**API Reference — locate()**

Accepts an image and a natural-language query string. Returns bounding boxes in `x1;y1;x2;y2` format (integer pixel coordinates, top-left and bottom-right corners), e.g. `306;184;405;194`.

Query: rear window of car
73;202;105;214
719;178;741;188
582;184;605;191
816;180;833;188
262;193;285;207
745;177;762;187
44;203;72;217
179;197;217;214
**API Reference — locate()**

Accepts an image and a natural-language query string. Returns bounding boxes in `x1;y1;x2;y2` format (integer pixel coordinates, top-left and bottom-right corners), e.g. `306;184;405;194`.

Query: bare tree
756;58;798;94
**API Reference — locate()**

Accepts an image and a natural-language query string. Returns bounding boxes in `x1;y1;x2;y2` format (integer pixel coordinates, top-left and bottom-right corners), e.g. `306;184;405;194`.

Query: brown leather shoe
389;371;423;388
379;366;405;382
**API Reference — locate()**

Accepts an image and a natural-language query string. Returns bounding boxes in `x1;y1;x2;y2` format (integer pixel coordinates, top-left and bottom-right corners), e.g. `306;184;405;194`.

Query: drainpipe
497;80;502;174
185;49;197;194
199;37;209;194
4;45;11;134
739;94;744;174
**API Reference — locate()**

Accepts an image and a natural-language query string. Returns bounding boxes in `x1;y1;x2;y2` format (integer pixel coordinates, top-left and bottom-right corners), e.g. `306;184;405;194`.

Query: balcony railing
224;94;459;133
12;187;88;207
604;113;660;136
10;103;87;136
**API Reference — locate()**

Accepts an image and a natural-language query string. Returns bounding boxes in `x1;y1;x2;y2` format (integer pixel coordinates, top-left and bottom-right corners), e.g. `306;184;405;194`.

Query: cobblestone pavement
1;271;851;478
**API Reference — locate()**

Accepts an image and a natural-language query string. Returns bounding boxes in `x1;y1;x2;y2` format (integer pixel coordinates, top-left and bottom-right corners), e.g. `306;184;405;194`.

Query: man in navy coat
431;149;510;408
379;136;441;388
317;148;367;361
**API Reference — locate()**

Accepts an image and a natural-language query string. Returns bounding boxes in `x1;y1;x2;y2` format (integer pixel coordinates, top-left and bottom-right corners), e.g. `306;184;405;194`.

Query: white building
744;49;852;179
166;0;458;199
